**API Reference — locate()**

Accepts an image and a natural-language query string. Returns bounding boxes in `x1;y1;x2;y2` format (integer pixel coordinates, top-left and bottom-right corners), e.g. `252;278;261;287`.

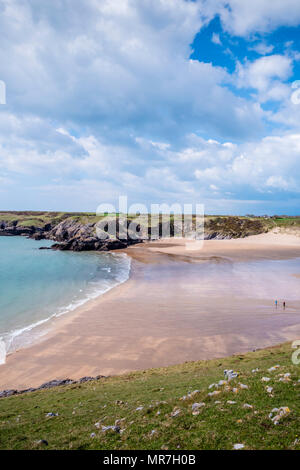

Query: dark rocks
38;379;75;390
31;232;45;240
0;375;106;399
79;376;94;383
0;389;17;398
19;388;36;394
0;219;52;240
0;221;42;238
50;234;139;252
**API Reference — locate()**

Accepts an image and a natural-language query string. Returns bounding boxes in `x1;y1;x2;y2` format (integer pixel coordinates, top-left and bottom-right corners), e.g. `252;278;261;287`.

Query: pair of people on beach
275;300;285;309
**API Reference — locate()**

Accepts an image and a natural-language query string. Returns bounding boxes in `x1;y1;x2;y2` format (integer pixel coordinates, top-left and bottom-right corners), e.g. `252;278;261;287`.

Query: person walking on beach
283;301;286;310
275;300;278;308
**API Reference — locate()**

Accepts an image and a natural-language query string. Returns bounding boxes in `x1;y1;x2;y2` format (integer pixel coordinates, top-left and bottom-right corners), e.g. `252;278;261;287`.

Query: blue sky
1;0;300;214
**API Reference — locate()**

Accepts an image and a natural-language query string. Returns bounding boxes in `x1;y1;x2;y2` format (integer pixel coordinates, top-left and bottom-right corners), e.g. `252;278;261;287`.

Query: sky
1;0;300;215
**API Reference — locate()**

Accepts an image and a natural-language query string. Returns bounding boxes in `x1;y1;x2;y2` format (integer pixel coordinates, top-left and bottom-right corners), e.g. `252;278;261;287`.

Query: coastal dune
1;233;300;390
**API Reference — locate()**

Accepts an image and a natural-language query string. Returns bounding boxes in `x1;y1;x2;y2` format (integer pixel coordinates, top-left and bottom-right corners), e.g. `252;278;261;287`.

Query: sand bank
1;233;300;390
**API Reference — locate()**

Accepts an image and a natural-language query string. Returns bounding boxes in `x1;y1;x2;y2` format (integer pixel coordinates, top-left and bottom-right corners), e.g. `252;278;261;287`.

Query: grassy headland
0;342;299;450
1;211;300;239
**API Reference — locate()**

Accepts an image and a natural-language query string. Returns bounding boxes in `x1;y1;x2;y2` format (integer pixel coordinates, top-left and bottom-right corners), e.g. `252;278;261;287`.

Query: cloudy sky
1;0;300;214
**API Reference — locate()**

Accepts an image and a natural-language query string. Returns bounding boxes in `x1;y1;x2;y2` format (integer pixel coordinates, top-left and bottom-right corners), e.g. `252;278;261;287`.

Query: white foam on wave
1;253;131;356
0;339;6;365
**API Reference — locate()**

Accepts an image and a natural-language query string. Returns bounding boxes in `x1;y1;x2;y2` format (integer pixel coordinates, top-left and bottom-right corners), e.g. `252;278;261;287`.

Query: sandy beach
1;232;300;391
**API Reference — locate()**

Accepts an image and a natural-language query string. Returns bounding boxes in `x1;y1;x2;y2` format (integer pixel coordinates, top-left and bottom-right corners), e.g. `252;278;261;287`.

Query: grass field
0;342;299;450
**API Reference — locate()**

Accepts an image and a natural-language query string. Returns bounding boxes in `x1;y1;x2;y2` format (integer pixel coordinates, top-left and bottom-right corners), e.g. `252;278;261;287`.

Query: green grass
0;343;299;450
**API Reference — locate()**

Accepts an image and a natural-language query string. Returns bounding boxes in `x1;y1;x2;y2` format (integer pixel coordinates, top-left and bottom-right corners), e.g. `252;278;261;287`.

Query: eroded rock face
0;217;142;251
47;219;141;251
0;215;268;251
47;219;95;242
0;221;51;237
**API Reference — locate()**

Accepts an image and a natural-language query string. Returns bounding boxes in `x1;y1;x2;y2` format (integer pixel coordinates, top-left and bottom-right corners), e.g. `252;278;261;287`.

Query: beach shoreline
1;232;300;390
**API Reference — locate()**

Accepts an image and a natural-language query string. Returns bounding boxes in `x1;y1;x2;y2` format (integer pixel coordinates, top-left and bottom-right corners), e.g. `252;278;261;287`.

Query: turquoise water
0;236;130;353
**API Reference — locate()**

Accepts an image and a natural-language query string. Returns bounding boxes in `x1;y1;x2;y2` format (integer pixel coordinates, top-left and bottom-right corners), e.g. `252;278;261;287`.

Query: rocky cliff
0;214;268;251
0;217;141;251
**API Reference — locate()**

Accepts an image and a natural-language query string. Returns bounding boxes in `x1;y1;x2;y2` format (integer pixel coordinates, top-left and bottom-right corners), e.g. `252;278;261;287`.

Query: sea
0;236;131;355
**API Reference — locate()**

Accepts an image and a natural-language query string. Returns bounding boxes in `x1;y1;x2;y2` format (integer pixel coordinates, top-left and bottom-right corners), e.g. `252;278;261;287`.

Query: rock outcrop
0;375;106;399
0;220;52;237
0;215;268;252
45;218;142;251
0;217;142;251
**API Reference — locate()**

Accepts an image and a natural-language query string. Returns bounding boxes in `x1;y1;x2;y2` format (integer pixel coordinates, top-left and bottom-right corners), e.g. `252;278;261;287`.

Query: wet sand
1;233;300;390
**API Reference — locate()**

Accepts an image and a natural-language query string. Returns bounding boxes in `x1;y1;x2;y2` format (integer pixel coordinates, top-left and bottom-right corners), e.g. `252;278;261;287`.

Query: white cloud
192;134;300;195
235;55;293;102
0;0;300;214
0;0;267;143
217;0;300;36
1;116;300;213
212;32;222;46
250;42;274;55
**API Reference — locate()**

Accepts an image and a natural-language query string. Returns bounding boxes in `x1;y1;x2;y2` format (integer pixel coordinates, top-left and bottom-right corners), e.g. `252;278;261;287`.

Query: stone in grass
239;383;249;390
269;407;291;425
268;365;280;372
192;402;205;410
227;400;236;405
171;407;182;418
46;412;58;417
115;418;126;426
95;418;107;428
135;406;144;411
243;404;253;409
208;390;221;397
278;373;291;383
208;383;217;390
266;386;273;394
233;443;245;450
261;377;271;382
101;425;121;433
35;439;48;446
191;402;205;415
180;390;200;400
218;380;227;386
224;370;239;381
